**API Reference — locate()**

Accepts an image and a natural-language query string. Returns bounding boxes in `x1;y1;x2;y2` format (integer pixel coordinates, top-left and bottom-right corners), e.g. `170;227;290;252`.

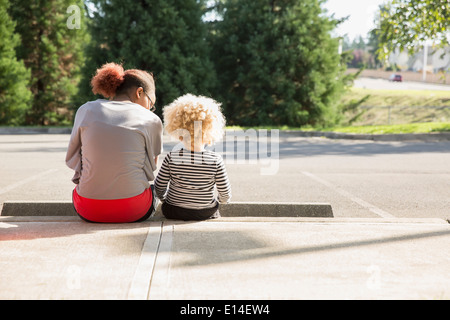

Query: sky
322;0;388;41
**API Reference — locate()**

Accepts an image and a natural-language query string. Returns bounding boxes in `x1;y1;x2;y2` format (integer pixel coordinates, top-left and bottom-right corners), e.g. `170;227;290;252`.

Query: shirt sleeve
154;153;171;201
215;155;232;204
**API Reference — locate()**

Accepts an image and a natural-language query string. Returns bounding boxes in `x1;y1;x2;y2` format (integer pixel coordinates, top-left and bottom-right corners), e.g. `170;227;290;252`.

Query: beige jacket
66;99;163;200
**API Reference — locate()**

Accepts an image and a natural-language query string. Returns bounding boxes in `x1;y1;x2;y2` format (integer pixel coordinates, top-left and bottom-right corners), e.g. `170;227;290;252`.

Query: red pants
72;187;154;223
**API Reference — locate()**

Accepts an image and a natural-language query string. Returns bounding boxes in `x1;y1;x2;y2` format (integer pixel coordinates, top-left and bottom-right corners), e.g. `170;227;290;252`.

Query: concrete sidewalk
1;215;449;300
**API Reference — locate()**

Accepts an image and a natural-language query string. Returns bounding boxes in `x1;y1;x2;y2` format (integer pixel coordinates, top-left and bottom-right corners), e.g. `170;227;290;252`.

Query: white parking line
127;222;163;300
0;169;58;196
147;222;174;300
302;171;396;219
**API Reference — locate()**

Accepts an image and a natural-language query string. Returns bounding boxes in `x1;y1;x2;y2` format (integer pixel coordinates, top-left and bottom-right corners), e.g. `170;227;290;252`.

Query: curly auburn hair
90;62;155;98
163;94;226;148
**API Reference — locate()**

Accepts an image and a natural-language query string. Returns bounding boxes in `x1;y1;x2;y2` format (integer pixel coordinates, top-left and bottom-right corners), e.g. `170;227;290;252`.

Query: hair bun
91;63;125;98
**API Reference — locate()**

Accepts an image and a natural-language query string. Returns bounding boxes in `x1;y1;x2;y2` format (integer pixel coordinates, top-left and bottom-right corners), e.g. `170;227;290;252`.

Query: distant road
354;77;450;91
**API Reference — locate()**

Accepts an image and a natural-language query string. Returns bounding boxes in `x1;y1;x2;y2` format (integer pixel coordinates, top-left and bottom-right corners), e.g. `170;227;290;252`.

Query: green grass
341;88;450;108
340;88;450;126
318;122;450;134
227;88;450;133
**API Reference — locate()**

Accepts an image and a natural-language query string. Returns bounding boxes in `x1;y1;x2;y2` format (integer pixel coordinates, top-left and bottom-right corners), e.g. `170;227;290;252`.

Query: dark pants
161;201;220;221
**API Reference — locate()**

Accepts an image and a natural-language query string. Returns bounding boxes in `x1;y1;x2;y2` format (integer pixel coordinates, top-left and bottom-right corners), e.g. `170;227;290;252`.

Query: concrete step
0;201;333;218
0;218;448;299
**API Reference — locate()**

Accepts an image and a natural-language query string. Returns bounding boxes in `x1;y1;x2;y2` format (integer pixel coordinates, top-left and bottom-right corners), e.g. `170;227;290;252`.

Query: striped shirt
154;149;231;209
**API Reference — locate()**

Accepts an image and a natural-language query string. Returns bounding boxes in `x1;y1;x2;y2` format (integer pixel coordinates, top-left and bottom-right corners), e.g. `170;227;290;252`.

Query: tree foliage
376;0;450;61
0;0;32;125
9;0;87;125
78;0;216;116
2;0;354;127
210;0;352;127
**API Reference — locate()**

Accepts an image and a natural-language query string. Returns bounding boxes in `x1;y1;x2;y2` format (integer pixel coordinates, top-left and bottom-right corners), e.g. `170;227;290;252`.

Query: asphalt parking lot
1;132;449;221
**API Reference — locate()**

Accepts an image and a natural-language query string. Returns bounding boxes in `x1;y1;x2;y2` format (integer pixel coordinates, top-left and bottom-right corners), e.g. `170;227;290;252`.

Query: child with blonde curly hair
154;94;231;220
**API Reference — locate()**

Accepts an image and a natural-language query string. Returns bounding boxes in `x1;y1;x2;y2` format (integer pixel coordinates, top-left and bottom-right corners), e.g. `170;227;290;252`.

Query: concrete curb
1;127;450;142
219;202;333;217
0;127;72;135
278;130;450;142
0;201;334;218
1;215;447;225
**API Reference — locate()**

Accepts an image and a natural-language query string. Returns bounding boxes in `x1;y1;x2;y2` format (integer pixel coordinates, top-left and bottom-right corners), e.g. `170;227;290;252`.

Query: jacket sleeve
65;106;86;184
143;116;164;181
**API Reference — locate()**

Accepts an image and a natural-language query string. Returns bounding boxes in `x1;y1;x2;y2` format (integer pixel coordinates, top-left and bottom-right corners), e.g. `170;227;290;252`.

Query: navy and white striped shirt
154;149;231;209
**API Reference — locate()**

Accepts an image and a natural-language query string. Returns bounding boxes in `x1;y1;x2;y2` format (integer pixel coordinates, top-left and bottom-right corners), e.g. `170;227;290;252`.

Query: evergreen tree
0;0;32;125
9;0;87;125
78;0;216;116
211;0;351;127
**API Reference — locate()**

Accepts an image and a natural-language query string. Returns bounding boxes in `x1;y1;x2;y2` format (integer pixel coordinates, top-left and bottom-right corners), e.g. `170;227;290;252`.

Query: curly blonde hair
163;94;226;149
